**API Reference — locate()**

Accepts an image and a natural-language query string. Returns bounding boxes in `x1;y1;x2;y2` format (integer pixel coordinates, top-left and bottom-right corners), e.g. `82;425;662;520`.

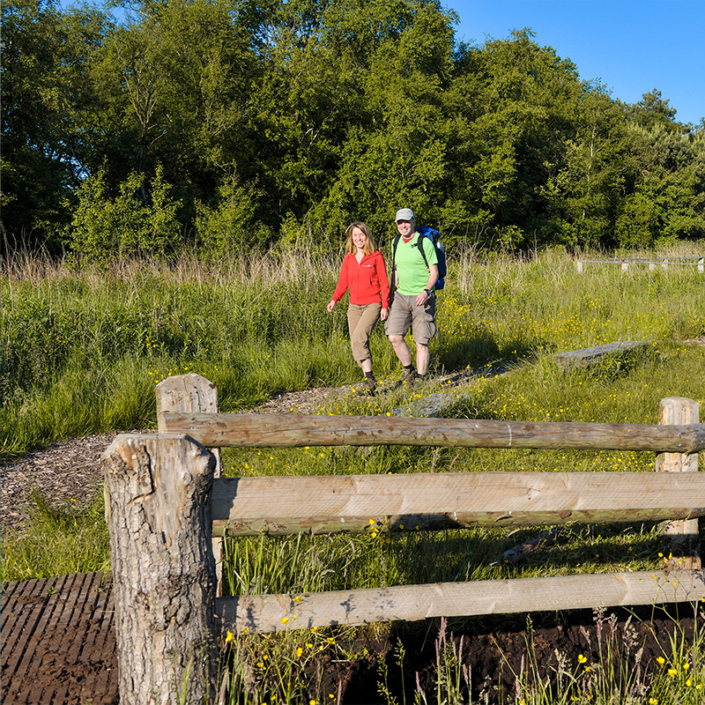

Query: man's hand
415;290;430;306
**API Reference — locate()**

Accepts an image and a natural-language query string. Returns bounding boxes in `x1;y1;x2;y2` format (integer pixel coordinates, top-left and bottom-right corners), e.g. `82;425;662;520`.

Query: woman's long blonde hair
345;222;376;255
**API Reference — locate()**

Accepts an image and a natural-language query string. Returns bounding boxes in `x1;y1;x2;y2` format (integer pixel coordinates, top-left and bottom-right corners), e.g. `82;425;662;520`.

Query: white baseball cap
395;208;415;222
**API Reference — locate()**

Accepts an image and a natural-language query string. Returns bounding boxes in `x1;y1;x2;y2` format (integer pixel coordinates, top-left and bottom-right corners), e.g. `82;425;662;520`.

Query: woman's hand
327;300;336;313
380;307;388;321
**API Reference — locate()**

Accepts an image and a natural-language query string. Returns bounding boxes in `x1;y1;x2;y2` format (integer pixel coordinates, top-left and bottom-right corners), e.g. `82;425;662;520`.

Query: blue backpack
391;226;447;290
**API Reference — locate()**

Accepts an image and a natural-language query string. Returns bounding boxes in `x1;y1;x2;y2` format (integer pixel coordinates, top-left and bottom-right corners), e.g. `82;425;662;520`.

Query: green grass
2;245;705;702
3;245;705;459
1;489;110;581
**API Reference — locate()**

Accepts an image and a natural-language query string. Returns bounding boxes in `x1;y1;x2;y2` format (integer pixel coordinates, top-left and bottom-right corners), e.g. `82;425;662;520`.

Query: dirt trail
0;385;341;532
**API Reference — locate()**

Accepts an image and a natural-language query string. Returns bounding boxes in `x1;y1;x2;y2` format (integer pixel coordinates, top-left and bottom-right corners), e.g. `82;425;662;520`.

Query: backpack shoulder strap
391;234;401;268
413;232;431;270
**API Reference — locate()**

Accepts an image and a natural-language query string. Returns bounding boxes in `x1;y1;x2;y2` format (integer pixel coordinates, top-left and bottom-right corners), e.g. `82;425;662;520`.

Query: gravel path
0;367;490;532
0;386;337;532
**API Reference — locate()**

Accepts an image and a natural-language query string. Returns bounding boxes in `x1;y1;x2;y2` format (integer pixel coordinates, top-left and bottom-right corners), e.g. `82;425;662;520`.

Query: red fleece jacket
331;250;390;308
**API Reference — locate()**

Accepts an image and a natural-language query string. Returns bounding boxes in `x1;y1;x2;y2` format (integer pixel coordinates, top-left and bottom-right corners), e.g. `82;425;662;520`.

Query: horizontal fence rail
580;258;705;263
577;257;705;273
219;570;705;635
103;377;704;704
210;472;705;536
162;412;705;453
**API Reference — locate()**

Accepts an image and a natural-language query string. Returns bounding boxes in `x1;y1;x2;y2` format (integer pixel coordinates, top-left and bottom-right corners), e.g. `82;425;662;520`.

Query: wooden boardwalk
1;572;118;705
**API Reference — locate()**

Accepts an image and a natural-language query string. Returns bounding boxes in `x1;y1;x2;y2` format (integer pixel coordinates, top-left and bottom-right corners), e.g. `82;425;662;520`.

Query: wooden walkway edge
1;572;118;705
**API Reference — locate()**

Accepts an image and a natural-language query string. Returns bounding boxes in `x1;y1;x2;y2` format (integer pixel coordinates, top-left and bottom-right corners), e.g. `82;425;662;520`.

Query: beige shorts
347;303;382;364
384;293;436;345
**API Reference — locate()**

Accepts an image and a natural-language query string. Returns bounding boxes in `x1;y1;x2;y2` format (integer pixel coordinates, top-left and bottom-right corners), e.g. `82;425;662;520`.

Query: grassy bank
2;245;705;703
2;245;705;460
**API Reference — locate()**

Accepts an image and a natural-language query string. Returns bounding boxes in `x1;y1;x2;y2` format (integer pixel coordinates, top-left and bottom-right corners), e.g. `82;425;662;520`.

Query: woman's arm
329;255;351;306
377;252;390;304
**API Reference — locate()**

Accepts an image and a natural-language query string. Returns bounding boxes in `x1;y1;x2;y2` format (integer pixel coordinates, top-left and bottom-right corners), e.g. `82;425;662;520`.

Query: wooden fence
577;257;705;273
102;374;705;704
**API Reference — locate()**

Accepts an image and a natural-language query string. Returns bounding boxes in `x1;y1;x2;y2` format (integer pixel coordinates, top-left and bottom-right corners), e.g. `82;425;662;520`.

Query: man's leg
385;295;414;370
411;294;436;377
388;334;412;367
415;342;430;376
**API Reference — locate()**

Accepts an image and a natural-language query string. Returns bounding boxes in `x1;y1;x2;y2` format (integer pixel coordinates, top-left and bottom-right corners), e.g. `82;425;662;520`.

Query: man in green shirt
385;208;439;386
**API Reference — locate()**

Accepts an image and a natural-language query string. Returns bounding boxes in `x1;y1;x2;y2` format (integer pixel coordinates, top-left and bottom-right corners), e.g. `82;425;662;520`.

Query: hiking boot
364;376;377;394
403;368;416;387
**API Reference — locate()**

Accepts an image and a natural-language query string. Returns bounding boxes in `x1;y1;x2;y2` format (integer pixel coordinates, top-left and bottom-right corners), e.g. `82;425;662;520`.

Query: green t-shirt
394;232;438;296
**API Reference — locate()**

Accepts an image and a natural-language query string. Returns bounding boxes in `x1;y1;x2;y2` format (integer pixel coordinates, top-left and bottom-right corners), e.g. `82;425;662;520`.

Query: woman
327;222;390;393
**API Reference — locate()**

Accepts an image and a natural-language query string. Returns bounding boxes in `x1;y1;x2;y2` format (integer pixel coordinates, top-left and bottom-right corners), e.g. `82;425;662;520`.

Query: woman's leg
348;303;382;371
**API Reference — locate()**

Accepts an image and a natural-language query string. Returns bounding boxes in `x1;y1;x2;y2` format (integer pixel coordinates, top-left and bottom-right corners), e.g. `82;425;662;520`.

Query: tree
67;164;182;262
441;30;585;248
616;125;705;247
627;88;680;131
1;0;109;251
88;0;258;222
545;85;629;248
308;0;459;242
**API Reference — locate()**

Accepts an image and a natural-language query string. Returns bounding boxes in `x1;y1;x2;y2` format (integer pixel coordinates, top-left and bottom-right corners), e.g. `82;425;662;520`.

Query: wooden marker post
656;397;701;570
103;434;217;705
157;374;224;594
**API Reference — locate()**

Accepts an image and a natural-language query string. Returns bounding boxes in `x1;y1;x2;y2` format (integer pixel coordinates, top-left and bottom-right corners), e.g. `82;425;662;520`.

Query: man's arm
416;263;438;306
415;236;438;305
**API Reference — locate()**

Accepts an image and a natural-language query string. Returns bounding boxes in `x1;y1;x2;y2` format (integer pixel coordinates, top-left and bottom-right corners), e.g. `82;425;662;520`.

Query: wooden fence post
157;374;224;595
103;434;217;705
656;397;701;570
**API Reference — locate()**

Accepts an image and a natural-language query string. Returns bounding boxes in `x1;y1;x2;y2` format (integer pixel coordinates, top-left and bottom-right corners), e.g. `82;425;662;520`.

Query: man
385;208;438;386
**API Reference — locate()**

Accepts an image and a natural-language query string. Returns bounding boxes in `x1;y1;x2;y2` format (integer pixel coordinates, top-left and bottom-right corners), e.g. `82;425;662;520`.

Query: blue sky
449;0;705;126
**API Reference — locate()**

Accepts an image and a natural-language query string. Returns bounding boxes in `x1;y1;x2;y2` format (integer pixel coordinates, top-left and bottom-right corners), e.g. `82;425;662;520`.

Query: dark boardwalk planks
1;573;118;705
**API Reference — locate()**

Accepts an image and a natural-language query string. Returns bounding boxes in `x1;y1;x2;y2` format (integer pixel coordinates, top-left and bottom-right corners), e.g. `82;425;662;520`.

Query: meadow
2;244;705;703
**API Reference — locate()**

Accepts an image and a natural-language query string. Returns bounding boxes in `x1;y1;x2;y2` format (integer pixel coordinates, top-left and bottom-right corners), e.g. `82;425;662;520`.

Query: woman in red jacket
327;222;390;393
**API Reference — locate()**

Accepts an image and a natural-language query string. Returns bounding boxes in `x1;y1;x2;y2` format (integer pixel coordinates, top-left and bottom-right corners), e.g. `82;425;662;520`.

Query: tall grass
3;245;705;460
2;244;705;702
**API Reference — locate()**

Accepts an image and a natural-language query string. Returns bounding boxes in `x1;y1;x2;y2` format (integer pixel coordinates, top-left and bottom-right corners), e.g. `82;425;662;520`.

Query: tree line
2;0;705;259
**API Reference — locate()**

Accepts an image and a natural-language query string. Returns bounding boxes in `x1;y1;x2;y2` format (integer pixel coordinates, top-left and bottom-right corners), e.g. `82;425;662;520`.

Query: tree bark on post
656;397;701;570
103;433;217;705
156;373;224;595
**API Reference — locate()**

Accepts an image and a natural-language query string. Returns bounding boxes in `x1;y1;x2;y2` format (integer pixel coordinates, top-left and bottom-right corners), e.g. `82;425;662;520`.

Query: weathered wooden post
156;374;224;595
656;397;701;570
103;434;217;705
